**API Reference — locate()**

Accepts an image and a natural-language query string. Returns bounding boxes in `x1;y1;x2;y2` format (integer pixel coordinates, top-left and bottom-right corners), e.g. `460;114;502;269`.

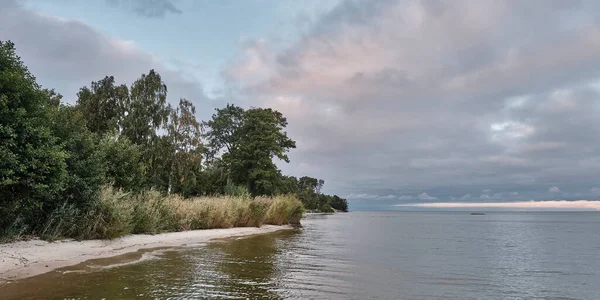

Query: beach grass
10;186;304;241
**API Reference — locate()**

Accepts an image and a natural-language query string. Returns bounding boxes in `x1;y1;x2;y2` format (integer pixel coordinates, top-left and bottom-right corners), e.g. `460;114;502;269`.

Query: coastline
0;225;293;283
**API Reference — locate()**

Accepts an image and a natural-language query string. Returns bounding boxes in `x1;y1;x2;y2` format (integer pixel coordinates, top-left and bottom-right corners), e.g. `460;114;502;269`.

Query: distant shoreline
0;225;293;283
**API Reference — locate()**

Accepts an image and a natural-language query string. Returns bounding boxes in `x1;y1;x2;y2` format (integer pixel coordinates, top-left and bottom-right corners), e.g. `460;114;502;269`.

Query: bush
99;134;145;192
0;40;68;232
224;182;251;198
65;187;304;241
76;186;135;239
261;194;305;225
1;185;306;242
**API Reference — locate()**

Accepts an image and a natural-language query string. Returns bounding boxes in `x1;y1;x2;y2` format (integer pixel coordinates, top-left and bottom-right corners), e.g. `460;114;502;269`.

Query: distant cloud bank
397;201;600;211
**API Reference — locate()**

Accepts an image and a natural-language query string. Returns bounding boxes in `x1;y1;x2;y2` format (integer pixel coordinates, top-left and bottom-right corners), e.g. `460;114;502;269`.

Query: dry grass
68;187;304;240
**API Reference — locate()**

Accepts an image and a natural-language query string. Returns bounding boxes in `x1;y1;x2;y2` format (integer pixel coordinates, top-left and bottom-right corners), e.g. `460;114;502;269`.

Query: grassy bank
2;186;304;242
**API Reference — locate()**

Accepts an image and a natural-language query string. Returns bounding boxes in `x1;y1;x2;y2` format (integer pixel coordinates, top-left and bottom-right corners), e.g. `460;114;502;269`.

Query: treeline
0;41;346;240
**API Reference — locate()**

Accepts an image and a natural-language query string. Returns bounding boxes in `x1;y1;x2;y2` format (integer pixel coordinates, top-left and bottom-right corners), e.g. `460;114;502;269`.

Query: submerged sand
0;225;292;282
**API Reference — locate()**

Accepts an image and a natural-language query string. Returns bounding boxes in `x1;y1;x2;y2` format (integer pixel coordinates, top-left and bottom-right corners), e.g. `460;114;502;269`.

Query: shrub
76;186;134;239
1;186;305;242
262;194;305;225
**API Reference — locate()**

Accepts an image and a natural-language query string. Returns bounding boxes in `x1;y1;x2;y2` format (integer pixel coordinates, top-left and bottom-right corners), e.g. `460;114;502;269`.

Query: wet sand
0;225;292;283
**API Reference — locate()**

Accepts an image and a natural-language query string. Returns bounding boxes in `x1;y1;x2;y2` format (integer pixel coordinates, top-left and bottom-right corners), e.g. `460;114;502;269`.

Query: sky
3;0;600;210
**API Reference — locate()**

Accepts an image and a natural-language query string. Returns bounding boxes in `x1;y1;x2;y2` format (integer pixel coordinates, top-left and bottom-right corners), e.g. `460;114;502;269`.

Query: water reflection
2;212;600;300
0;230;299;300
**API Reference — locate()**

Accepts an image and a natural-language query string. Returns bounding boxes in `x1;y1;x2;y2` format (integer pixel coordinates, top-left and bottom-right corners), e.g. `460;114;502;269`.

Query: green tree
202;104;245;162
0;41;67;230
120;70;172;191
167;99;202;194
121;69;170;145
204;105;296;196
330;195;349;212
47;102;105;210
99;134;145;192
298;176;324;194
234;108;296;196
195;158;229;196
277;175;299;194
76;76;128;135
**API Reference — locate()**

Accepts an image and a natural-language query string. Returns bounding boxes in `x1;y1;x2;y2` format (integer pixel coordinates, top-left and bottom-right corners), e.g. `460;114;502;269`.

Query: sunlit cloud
396;200;600;211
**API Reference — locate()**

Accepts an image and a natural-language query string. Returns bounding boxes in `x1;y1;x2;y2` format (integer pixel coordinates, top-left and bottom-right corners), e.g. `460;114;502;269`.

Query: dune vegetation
0;40;345;242
28;186;303;241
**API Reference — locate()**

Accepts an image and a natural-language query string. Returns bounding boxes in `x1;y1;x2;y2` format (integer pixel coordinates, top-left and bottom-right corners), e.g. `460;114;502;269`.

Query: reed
13;186;305;241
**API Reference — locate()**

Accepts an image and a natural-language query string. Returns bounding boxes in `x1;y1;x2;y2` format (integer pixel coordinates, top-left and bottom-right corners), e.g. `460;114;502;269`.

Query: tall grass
3;186;305;242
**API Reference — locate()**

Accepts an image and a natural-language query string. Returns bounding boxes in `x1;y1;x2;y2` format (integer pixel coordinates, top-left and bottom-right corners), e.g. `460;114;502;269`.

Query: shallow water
2;211;600;299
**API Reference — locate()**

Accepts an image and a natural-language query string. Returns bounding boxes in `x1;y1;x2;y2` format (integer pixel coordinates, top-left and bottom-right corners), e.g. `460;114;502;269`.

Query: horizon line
395;200;600;211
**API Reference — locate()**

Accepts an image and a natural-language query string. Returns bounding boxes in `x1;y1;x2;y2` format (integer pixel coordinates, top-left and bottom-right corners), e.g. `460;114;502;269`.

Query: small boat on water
470;212;486;215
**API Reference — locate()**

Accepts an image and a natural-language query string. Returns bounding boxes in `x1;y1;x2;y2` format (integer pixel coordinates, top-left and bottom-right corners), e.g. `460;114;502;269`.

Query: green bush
224;182;251;198
0;40;68;232
77;186;134;239
262;194;305;225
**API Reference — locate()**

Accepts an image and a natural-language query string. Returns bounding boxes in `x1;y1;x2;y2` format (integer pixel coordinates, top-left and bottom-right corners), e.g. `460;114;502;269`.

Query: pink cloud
397;200;600;211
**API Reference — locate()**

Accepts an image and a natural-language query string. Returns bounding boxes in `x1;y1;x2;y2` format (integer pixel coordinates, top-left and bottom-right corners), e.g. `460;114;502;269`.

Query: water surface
2;211;600;299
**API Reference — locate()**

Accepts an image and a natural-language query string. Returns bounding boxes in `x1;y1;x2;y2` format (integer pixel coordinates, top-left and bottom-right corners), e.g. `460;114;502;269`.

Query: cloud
418;192;437;201
223;0;600;199
397;200;600;211
105;0;182;18
345;193;396;200
549;186;561;193
7;0;600;202
460;194;472;200
0;0;207;110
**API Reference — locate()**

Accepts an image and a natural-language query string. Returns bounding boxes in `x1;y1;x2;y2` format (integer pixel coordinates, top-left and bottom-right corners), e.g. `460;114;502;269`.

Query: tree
204;106;296;196
167;99;202;194
76;76;128;135
47;103;105;210
277;175;299;194
0;40;67;230
99;134;145;192
202;104;245;162
121;69;170;145
235;108;296;195
120;70;172;191
195;158;229;196
330;195;349;212
298;176;324;194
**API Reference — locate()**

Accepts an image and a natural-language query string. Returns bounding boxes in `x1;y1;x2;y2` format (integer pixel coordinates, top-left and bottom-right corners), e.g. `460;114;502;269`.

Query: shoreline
0;225;293;283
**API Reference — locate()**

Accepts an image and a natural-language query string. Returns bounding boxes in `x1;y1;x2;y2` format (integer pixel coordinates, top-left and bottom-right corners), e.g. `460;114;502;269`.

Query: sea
2;211;600;299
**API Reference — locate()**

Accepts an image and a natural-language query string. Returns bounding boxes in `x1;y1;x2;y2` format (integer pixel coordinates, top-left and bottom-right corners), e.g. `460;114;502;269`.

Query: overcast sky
3;0;600;205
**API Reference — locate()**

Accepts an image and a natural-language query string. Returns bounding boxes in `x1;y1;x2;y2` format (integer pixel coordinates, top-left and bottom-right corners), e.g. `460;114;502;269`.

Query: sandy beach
0;225;292;282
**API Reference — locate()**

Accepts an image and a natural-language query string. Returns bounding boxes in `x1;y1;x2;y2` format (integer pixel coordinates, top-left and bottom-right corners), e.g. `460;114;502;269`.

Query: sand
0;225;292;282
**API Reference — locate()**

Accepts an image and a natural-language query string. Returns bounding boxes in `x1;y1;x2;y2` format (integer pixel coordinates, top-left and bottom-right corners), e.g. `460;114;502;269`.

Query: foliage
167;99;202;194
330;195;349;212
203;105;296;196
99;134;145;191
224;182;251;198
0;40;68;232
83;187;303;239
76;76;128;135
0;40;352;242
121;69;171;146
260;194;305;225
203;104;245;161
47;103;105;210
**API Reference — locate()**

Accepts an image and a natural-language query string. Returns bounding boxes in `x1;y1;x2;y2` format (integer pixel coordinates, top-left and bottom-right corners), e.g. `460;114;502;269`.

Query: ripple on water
2;212;600;299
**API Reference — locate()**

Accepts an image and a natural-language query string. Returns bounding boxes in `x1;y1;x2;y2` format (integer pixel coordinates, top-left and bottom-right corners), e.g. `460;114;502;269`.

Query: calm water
2;211;600;299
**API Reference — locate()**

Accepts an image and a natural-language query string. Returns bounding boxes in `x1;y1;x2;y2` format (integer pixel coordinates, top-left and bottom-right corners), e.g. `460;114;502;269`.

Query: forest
0;40;348;242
